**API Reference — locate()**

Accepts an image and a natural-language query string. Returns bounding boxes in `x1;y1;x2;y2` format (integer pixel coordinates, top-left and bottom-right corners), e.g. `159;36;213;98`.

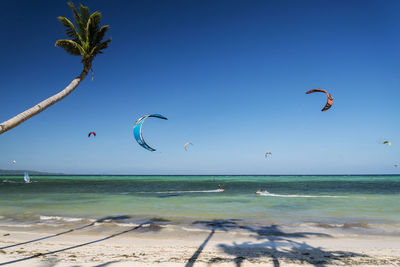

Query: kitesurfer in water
218;184;223;190
255;189;263;194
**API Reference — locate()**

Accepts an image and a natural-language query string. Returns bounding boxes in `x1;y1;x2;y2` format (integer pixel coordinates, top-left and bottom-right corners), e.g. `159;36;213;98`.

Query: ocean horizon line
2;173;400;177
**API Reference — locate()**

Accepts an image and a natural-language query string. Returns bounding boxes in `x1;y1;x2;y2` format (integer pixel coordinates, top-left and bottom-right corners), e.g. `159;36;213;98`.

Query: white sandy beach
0;221;399;267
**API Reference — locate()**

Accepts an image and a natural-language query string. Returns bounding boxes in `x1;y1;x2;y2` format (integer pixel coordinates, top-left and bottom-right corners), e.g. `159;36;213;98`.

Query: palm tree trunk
0;65;90;135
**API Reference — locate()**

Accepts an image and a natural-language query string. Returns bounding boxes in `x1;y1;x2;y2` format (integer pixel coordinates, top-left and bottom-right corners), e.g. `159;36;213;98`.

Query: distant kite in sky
184;142;193;151
133;114;168;151
306;89;333;111
265;152;272;158
383;141;392;147
88;132;96;137
12;160;16;164
394;164;399;168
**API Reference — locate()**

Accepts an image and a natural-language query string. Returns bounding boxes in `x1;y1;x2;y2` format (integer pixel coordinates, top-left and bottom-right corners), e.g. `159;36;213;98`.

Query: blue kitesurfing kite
133;114;168;151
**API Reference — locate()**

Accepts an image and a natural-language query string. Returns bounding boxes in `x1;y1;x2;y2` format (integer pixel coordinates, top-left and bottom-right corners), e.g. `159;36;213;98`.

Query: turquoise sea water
0;175;399;230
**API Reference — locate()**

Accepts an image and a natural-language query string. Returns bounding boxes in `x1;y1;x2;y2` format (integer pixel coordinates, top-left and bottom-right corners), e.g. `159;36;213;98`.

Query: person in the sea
218;184;223;190
255;189;263;194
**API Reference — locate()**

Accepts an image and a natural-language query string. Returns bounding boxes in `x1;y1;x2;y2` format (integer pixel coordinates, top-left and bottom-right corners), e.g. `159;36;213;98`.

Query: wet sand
0;220;399;266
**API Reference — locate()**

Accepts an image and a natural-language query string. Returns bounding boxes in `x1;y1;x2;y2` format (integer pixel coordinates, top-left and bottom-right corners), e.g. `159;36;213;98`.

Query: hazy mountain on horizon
0;169;63;175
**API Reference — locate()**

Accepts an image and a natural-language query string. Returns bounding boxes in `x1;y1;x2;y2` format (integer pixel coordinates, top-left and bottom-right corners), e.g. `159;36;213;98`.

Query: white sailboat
24;172;31;183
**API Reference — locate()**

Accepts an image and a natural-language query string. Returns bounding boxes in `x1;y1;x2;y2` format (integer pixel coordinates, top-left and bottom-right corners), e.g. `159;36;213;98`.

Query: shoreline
1;215;400;236
0;213;400;236
1;218;400;266
1;214;400;238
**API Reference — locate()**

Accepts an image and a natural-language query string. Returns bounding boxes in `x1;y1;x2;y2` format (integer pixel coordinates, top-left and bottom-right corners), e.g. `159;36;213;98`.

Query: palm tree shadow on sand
185;219;241;267
185;220;367;267
0;215;132;250
0;216;169;266
214;224;367;267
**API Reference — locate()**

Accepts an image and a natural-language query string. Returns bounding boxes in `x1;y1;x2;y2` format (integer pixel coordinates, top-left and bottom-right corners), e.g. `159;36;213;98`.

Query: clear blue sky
1;0;399;174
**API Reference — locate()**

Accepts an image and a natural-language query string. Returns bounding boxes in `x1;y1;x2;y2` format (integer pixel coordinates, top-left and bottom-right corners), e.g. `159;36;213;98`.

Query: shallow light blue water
0;175;399;228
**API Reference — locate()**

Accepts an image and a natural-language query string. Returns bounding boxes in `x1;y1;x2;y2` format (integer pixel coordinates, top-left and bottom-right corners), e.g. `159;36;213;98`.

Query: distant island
0;169;63;175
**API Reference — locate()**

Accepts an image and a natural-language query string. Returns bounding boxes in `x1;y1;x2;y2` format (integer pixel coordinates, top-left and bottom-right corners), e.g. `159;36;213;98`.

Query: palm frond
55;39;85;56
86;11;101;44
90;37;111;55
67;2;85;38
57;16;82;43
79;4;90;25
92;25;109;46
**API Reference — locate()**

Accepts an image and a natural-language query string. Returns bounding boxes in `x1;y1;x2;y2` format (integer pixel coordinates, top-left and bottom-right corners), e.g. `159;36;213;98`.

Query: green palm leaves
55;2;111;66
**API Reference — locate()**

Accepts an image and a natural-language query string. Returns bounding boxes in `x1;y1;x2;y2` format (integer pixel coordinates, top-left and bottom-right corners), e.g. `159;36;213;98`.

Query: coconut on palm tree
0;2;111;135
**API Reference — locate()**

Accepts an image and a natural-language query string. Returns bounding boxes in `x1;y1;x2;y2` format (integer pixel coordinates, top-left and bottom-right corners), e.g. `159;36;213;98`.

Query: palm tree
0;2;111;135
